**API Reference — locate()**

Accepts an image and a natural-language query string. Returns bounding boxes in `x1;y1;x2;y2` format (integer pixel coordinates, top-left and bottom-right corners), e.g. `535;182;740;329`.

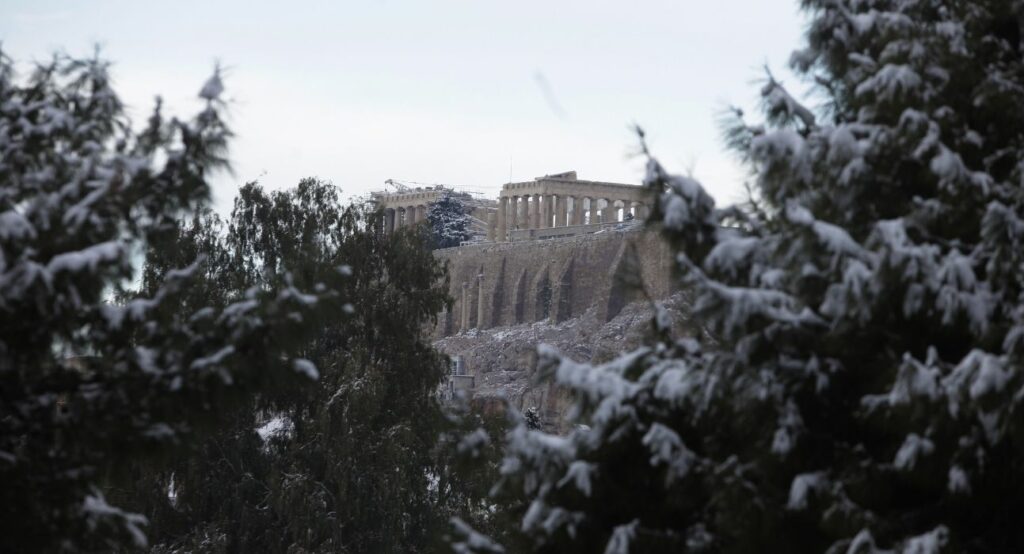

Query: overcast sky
2;0;806;211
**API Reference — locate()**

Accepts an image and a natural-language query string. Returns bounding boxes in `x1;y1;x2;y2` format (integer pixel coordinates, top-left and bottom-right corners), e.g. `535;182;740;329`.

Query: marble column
555;195;568;227
417;204;427;223
520;196;529;227
486;211;496;241
496;196;508;241
525;195;536;229
509;196;519;231
384;209;395;234
528;194;536;229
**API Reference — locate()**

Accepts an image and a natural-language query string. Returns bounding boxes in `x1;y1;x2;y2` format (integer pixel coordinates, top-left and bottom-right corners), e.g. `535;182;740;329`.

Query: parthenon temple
371;171;654;244
372;172;672;402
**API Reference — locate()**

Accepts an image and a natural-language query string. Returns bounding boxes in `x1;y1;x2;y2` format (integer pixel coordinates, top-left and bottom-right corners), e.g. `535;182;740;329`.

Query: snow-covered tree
0;51;328;552
427;192;473;248
477;1;1024;552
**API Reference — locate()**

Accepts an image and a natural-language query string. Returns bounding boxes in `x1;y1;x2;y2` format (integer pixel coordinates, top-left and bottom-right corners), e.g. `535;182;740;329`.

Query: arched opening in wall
468;269;481;329
535;271;552;322
555;259;574;323
489;258;507;328
513;269;527;324
606;244;646;322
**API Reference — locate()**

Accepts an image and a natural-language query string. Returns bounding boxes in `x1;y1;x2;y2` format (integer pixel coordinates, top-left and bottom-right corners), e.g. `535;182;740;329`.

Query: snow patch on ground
256;415;293;443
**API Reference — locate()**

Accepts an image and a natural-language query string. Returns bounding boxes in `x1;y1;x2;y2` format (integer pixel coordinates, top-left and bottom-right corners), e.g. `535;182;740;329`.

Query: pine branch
761;66;816;132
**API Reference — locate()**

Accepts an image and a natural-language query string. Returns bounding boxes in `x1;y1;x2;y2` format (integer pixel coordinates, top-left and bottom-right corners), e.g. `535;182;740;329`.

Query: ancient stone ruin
371;171;676;415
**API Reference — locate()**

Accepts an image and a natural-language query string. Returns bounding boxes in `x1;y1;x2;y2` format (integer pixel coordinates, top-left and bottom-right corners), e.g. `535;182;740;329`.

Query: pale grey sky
2;0;806;210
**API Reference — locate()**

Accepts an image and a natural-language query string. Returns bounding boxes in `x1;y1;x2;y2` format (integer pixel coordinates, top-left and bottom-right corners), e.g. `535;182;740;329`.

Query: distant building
372;172;667;404
493;171;653;242
371;186;496;243
369;171;654;245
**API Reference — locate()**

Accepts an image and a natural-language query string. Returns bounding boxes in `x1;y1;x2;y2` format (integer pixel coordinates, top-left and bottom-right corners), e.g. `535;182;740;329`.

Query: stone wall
433;225;674;338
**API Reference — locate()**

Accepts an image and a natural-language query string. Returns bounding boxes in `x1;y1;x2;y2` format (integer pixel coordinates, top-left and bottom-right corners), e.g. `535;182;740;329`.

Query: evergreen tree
133;180;456;553
0;50;327;552
427;192;473;248
438;397;532;554
476;1;1024;552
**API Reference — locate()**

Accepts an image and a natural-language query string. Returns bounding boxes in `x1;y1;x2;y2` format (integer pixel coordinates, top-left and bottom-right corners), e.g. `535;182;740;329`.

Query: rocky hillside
434;292;692;430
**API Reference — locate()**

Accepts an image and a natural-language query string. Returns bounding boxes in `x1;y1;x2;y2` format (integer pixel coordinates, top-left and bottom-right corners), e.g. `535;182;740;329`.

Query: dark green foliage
426;192;473;249
132;180;458;553
0;50;326;552
439;399;532;554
